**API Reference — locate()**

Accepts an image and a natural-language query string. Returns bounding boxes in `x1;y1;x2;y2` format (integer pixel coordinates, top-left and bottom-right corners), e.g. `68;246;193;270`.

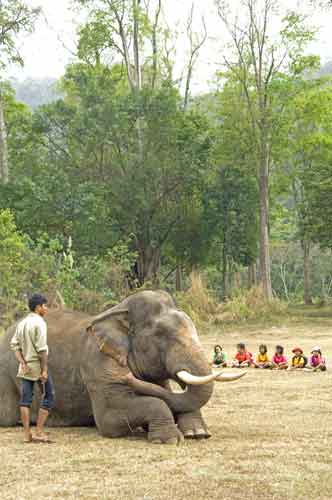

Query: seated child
308;346;327;371
211;345;227;368
254;344;272;369
271;345;288;370
290;347;307;370
232;343;253;368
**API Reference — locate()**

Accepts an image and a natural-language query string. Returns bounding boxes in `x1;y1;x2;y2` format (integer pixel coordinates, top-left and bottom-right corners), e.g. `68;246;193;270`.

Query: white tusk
176;370;219;385
214;370;247;382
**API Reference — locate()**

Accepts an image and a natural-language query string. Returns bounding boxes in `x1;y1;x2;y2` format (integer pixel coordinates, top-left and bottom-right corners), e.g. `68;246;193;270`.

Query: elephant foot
177;411;211;440
182;428;211;440
148;424;184;445
150;436;181;445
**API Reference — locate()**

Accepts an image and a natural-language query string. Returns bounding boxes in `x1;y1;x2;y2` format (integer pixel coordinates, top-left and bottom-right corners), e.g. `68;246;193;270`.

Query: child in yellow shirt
254;344;272;369
290;347;307;370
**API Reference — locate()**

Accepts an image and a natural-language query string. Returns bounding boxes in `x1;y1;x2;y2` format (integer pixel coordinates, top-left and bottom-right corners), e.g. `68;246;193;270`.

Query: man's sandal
32;435;54;443
23;433;34;443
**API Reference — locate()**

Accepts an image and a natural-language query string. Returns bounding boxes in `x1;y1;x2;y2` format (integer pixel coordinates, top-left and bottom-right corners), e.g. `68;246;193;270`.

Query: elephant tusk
214;370;247;382
176;370;247;385
176;370;221;386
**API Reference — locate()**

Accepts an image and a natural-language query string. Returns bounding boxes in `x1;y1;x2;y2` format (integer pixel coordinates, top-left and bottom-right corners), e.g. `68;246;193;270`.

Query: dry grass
218;286;288;323
176;272;219;325
1;308;332;500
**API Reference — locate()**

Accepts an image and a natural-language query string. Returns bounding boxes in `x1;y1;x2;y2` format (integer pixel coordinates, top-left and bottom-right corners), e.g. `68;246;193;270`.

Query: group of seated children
212;343;327;371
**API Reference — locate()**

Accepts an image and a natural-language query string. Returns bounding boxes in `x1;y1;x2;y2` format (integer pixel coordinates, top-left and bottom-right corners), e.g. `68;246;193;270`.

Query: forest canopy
1;0;332;322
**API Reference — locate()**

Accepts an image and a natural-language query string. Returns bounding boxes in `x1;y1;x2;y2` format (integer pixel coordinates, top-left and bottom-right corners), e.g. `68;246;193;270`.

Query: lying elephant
0;290;245;444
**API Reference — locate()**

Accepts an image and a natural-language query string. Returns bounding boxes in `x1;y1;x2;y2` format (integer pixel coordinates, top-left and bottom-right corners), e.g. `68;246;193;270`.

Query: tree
216;0;317;300
0;0;40;184
7;63;211;285
293;83;332;251
203;81;259;297
275;76;332;303
69;1;209;283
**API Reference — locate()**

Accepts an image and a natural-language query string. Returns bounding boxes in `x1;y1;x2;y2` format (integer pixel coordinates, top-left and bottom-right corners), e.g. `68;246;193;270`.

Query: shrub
218;286;288;322
0;210;30;323
0;210;137;325
175;272;287;327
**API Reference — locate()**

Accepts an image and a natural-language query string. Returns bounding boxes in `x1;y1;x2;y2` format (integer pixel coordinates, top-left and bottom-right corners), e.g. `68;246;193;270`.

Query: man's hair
28;293;48;312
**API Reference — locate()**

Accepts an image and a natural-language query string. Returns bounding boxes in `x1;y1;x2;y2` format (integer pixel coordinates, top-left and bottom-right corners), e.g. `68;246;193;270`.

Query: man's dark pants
20;374;55;411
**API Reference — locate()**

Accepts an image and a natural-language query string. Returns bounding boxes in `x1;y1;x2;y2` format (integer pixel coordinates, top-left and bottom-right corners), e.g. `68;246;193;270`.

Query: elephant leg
177;410;211;440
88;391;130;438
128;397;183;444
0;374;20;426
90;390;183;444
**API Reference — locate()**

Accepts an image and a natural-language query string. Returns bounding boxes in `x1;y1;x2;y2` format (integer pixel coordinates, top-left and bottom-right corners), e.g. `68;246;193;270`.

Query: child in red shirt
232;343;253;368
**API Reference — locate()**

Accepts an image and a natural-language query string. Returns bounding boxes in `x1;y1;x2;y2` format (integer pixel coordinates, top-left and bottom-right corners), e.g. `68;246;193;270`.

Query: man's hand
119;372;136;385
20;362;31;375
40;370;48;383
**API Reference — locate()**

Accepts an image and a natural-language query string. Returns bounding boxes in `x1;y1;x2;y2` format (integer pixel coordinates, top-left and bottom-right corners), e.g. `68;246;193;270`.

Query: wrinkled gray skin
0;291;216;443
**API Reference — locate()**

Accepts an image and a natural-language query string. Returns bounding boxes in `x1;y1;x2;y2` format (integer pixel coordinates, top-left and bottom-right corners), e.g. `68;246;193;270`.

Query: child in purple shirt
309;346;327;371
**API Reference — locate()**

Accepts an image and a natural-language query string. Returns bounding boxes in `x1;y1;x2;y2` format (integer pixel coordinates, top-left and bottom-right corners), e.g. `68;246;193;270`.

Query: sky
10;0;332;93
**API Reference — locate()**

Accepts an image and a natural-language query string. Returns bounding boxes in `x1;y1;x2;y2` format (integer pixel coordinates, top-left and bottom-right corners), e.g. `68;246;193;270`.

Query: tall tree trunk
248;262;257;288
133;0;142;90
137;243;160;285
0;94;9;185
151;0;162;89
235;271;241;290
258;144;273;301
175;265;183;292
132;0;144;163
222;244;228;300
303;240;313;305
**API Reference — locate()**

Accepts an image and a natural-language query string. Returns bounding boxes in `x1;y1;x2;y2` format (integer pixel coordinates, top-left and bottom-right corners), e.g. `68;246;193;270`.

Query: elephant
0;290;246;444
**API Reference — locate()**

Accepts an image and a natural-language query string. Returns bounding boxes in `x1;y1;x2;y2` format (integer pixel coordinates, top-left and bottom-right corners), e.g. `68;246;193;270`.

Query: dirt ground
1;307;332;500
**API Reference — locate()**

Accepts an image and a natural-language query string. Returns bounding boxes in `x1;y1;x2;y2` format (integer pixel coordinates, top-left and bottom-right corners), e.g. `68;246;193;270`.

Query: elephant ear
87;303;130;365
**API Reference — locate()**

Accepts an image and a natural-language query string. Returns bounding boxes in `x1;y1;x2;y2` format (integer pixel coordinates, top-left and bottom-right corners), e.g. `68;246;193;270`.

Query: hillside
10;77;62;108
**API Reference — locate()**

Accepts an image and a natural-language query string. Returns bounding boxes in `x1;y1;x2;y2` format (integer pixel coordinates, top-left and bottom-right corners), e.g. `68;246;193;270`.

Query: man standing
11;293;55;443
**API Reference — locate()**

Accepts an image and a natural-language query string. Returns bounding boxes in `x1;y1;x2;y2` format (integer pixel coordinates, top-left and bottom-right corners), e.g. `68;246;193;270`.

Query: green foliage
0;1;40;69
2;63;212;283
1;0;332;317
0;209;137;325
284;79;332;248
0;209;27;307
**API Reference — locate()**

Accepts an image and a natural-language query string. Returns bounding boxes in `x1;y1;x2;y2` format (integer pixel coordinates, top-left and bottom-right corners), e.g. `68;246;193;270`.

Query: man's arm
34;322;49;381
11;328;30;375
14;349;25;364
38;351;48;382
15;351;31;375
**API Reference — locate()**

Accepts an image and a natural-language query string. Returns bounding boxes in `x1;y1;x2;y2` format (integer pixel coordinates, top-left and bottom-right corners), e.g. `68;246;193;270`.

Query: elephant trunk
165;379;214;413
127;376;214;414
129;346;216;413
